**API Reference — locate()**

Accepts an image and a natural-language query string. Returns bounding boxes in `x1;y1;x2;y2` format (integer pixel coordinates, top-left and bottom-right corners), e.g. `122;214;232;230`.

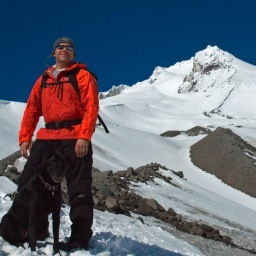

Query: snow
1;45;256;255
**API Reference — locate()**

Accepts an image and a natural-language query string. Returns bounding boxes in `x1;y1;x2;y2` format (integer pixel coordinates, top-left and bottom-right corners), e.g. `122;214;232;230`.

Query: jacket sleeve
19;78;43;145
77;70;99;141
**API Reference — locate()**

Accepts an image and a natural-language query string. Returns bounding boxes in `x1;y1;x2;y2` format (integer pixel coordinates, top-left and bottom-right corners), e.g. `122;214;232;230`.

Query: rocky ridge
178;46;235;94
98;84;129;99
190;127;256;198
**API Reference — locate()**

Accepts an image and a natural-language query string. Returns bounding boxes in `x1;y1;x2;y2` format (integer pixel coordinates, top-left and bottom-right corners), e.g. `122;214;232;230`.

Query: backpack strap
97;114;109;133
68;69;80;98
41;75;47;89
40;68;109;133
66;69;109;133
41;74;63;90
41;73;48;90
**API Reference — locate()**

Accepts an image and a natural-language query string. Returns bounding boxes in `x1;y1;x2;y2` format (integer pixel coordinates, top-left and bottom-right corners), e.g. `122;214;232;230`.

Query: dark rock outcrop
0;150;20;175
0;150;21;183
160;126;211;137
190;127;256;197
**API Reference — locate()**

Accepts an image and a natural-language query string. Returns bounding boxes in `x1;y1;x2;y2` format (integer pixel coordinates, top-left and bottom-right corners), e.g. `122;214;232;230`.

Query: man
18;36;99;251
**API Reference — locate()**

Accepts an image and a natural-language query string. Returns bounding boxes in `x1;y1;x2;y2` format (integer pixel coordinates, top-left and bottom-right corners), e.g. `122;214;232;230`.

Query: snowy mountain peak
178;46;236;94
147;46;234;88
194;45;233;69
99;46;237;97
98;45;256;121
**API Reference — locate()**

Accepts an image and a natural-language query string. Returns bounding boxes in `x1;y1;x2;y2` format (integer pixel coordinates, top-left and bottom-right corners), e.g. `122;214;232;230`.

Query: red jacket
19;62;99;145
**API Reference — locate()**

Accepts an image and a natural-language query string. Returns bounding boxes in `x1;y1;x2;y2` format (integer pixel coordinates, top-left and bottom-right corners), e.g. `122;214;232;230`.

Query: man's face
54;43;75;64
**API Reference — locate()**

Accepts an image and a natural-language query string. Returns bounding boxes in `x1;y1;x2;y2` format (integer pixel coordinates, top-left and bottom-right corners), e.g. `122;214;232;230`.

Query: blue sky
1;0;256;102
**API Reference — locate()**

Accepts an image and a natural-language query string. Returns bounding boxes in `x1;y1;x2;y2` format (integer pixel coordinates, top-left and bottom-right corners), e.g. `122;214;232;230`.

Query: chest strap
45;119;82;129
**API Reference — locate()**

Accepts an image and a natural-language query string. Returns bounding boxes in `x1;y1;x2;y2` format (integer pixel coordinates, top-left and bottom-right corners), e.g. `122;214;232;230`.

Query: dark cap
52;36;75;55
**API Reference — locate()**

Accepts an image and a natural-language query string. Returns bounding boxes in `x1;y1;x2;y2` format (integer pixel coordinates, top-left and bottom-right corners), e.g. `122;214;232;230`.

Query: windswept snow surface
1;46;256;255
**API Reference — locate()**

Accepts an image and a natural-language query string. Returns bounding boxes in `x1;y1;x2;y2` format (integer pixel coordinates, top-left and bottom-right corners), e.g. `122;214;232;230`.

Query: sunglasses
56;45;74;51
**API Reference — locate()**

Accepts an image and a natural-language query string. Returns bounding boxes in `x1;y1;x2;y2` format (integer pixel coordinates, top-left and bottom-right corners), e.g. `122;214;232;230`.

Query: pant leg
59;140;93;244
18;140;59;190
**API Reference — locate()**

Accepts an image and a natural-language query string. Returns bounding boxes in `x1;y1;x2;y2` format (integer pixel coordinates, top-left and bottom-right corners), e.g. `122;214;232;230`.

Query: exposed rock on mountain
160;126;212;137
148;66;168;84
190;127;256;197
99;84;129;99
178;46;234;94
0;151;21;183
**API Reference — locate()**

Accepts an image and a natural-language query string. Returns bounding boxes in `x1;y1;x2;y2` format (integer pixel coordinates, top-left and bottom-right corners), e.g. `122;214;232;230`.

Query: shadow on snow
90;232;184;256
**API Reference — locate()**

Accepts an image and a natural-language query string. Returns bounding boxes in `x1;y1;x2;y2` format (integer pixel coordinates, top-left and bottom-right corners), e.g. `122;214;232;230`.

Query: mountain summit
102;46;256;114
179;45;234;93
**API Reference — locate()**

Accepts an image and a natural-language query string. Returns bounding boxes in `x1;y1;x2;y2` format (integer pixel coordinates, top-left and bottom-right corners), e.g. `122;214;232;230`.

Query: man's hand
20;141;32;159
75;139;89;158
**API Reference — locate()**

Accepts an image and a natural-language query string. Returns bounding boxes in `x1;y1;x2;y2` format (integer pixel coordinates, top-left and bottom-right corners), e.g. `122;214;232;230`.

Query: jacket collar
45;62;87;73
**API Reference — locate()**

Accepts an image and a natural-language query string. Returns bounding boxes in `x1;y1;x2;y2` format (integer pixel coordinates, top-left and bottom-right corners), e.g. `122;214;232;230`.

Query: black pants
18;139;93;243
